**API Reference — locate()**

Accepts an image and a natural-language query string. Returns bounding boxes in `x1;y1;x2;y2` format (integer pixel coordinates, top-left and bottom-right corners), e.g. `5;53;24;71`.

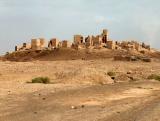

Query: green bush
148;74;160;81
31;77;50;84
107;71;116;77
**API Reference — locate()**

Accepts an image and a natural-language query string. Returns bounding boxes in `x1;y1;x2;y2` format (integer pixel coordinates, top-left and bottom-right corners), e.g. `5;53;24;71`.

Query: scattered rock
128;76;134;80
114;55;139;61
81;105;85;108
111;77;115;80
101;106;105;108
130;56;138;61
128;76;138;82
127;71;132;74
114;74;130;82
137;86;143;89
140;50;145;54
142;57;152;62
34;112;37;114
71;106;77;109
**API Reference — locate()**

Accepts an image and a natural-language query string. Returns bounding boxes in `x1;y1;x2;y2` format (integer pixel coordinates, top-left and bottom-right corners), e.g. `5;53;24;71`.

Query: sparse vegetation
31;77;50;84
148;74;160;81
107;71;116;77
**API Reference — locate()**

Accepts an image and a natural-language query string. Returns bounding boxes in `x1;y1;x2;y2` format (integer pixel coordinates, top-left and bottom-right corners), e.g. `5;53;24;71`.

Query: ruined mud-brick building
85;36;94;48
48;38;59;48
31;39;41;50
31;38;46;50
73;29;151;52
15;43;31;51
14;29;151;52
93;36;103;49
101;29;109;43
73;29;109;49
72;35;85;49
74;35;84;45
107;40;115;49
15;38;47;51
62;40;72;48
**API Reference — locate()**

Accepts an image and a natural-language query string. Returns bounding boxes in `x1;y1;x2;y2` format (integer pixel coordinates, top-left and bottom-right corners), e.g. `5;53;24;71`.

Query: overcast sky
0;0;160;54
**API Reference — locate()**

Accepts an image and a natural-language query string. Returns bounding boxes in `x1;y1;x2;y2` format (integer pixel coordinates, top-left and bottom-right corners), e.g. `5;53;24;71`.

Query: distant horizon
0;0;160;54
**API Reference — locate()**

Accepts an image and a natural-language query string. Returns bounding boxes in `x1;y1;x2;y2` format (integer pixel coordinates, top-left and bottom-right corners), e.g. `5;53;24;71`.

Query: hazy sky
0;0;160;54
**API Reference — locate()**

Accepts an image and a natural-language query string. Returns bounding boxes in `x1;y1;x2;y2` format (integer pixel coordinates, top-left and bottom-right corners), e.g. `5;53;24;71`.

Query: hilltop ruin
15;29;151;53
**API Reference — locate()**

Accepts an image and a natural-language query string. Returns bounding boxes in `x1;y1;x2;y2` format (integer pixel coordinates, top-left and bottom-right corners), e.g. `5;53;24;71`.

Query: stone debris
127;71;132;74
81;105;85;108
71;106;77;109
114;55;152;62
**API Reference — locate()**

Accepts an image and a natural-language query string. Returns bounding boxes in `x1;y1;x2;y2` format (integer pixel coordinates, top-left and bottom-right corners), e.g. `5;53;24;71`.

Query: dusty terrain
3;48;160;62
0;56;160;121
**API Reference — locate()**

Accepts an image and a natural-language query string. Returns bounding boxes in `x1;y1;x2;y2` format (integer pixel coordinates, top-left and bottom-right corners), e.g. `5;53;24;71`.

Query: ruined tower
31;39;41;50
101;29;108;43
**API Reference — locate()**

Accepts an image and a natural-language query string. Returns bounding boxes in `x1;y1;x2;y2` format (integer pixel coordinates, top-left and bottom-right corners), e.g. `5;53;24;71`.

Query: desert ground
0;57;160;121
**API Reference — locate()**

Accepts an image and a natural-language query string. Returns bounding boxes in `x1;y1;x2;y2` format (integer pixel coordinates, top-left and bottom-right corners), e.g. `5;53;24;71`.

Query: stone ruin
14;29;151;53
48;38;59;48
31;38;46;50
15;43;31;51
62;40;72;48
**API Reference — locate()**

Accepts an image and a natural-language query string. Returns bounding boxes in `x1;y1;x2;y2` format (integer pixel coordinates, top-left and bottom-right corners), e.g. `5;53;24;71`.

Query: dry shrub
31;77;50;84
148;74;160;81
107;71;116;77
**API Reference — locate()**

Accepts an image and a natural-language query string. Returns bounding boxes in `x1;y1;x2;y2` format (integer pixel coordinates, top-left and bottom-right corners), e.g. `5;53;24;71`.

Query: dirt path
0;81;160;121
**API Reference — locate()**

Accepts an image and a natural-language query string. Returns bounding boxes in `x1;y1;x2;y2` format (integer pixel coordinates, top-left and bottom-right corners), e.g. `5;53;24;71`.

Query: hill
1;48;160;62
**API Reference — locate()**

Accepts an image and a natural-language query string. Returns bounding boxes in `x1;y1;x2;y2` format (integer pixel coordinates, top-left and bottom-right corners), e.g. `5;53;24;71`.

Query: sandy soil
0;59;160;121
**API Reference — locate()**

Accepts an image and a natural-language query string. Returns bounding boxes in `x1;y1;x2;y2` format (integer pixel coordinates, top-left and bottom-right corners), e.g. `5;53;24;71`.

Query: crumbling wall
39;38;46;48
93;35;102;47
15;45;22;51
62;40;71;48
48;38;59;48
107;40;115;49
74;35;83;45
85;36;93;48
23;43;31;49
